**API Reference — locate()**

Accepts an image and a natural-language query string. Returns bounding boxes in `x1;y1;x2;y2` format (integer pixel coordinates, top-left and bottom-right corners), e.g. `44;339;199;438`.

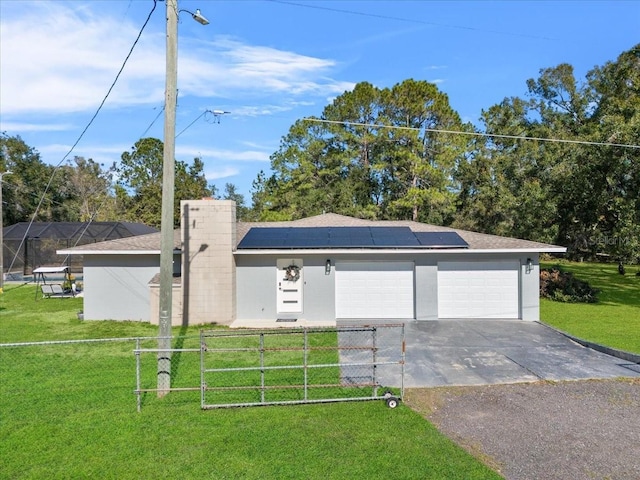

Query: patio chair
41;284;55;298
51;284;66;296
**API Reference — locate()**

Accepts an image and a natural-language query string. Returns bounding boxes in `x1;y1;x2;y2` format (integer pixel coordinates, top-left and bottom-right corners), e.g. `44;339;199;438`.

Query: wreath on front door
284;265;301;282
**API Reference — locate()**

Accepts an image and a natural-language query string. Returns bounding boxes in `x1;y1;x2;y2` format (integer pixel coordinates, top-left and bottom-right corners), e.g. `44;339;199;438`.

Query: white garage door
438;261;519;319
335;262;414;319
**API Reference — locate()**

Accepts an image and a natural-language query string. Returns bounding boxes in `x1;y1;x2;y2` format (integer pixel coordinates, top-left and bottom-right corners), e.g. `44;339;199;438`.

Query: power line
140;105;165;138
55;2;159;170
267;0;556;41
6;0;159;275
303;118;640;150
175;110;208;138
176;109;230;138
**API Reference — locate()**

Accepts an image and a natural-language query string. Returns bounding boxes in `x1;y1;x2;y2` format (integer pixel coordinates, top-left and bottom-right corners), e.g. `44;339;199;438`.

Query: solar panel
414;231;469;248
371;227;419;246
237;227;287;249
237;227;469;249
330;227;374;247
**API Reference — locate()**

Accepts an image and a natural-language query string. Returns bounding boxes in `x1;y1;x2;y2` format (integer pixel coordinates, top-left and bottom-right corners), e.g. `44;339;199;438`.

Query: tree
118;138;164;227
118;138;215;228
222;183;248;221
251;80;470;223
63;156;116;221
583;44;640;263
454;95;560;243
0;133;66;224
377;79;470;224
455;44;639;261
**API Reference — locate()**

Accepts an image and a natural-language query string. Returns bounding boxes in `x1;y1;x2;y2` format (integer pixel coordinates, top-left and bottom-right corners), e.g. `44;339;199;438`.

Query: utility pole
158;0;178;396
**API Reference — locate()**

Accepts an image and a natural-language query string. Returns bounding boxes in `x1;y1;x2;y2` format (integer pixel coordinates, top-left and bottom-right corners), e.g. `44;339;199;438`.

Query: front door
277;259;303;314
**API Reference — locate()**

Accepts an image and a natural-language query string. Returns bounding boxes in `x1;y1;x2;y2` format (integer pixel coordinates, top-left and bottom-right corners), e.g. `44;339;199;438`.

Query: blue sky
1;0;638;202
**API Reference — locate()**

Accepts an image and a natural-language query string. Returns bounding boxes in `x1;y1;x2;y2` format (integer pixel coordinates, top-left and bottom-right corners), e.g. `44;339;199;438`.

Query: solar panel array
414;231;470;248
237;227;469;249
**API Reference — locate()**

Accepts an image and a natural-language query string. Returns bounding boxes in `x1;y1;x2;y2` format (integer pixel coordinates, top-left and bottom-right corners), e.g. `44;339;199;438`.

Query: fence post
135;338;141;413
260;333;265;404
200;331;206;409
401;324;405;399
303;329;308;401
372;326;378;398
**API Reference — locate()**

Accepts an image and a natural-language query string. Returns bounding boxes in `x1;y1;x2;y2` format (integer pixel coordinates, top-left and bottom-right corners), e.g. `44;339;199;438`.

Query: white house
58;199;566;326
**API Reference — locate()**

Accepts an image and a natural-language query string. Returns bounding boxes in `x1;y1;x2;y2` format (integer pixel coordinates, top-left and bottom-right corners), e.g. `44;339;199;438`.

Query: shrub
540;267;599;303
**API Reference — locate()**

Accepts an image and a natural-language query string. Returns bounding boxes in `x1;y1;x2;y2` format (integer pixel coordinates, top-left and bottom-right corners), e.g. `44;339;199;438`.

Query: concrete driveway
339;319;640;388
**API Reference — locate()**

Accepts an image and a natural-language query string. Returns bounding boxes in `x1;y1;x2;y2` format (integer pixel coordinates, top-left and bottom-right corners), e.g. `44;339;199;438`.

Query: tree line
1;44;638;263
251;44;639;263
0;136;246;229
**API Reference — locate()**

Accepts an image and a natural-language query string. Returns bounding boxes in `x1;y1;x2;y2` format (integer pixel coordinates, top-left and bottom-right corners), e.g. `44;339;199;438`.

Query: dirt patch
406;379;640;480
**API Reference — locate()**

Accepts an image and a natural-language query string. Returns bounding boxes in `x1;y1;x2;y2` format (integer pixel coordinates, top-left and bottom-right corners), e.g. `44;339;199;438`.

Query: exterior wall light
526;258;533;274
325;259;331;275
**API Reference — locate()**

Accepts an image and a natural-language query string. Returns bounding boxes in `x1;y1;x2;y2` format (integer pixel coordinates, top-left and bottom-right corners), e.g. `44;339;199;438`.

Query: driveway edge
539;322;640;364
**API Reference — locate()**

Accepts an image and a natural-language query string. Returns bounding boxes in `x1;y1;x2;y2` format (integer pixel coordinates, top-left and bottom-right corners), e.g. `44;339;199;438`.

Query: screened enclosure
3;222;158;276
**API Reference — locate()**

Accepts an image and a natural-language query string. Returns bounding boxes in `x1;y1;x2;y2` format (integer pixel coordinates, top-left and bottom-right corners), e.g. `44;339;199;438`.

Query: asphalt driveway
407;379;640;480
338;320;640;479
338;319;640;388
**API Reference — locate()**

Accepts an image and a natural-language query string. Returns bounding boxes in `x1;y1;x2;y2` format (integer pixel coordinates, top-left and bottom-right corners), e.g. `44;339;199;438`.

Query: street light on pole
0;170;12;294
158;0;209;396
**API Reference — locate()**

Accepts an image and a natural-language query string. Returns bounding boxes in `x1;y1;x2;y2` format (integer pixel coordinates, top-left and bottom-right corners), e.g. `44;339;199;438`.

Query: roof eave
56;249;180;255
233;247;567;255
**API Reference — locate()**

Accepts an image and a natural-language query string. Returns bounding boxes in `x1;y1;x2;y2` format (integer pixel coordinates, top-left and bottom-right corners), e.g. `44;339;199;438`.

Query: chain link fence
0;336;203;415
1;325;404;414
197;325;405;409
0;337;144;418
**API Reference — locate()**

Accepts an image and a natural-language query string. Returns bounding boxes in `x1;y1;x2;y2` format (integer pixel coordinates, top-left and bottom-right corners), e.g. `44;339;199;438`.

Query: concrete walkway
339;319;640;388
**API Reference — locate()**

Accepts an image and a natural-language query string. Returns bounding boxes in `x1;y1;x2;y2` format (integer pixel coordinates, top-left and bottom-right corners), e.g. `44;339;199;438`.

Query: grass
0;284;500;480
540;260;640;354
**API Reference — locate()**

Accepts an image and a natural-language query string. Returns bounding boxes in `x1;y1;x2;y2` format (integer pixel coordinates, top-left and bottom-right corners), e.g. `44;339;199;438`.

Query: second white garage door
438;261;520;319
335;262;414;319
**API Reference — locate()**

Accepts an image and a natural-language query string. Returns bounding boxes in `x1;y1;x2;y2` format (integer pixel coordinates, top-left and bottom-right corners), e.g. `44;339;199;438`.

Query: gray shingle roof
59;212;565;254
237;213;564;251
57;229;179;254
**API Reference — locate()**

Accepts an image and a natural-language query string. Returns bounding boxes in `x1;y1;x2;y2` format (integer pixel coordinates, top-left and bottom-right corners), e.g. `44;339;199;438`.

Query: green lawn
0;284;500;480
540;260;640;354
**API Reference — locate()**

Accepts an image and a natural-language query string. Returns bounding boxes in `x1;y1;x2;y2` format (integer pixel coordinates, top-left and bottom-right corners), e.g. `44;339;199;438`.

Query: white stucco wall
82;254;159;321
520;253;540;321
236;255;335;321
236;252;542;322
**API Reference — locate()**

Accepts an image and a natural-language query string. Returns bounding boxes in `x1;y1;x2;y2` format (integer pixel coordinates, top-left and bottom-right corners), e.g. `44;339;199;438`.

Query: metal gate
200;324;405;409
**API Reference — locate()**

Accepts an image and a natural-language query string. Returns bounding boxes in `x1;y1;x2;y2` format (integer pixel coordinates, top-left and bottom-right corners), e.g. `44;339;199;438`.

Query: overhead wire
140;105;166;139
303;118;640;150
266;0;556;41
176;110;208;138
176;109;229;138
6;0;159;275
58;190;119;268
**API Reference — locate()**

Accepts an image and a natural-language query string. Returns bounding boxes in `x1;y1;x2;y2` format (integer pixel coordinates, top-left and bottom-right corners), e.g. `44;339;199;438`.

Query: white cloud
0;3;163;115
207;166;240;180
0;3;350;118
233;105;292;117
36;142;131;167
177;146;270;163
239;140;273;150
179;36;353;99
0;122;74;132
